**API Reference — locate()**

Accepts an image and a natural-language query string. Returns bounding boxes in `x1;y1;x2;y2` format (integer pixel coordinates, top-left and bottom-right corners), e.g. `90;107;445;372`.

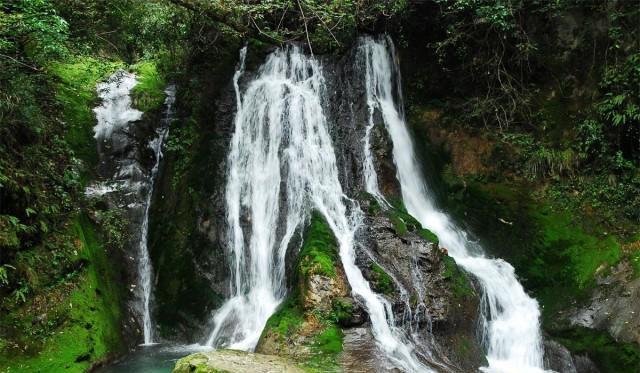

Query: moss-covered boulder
172;350;305;373
256;212;356;372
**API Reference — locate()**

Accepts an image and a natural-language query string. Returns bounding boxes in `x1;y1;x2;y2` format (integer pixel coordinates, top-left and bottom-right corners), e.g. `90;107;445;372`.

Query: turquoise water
94;344;207;373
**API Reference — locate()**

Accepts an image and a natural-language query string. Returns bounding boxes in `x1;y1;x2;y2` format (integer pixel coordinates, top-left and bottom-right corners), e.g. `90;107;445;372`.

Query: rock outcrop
356;199;486;372
173;350;305;373
567;259;640;345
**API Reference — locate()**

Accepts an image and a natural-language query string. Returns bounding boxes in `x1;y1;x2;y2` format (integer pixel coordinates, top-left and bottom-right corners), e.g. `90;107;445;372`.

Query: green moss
330;298;354;325
389;213;408;236
369;263;394;295
258;212;345;372
263;297;305;337
442;256;475;299
301;325;343;373
131;61;166;112
527;206;622;318
418;228;439;245
49;57;124;178
0;214;124;372
298;213;339;278
554;327;640;373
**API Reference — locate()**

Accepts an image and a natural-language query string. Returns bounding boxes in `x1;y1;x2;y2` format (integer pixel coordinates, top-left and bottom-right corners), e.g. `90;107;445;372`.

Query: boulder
173;350;305;373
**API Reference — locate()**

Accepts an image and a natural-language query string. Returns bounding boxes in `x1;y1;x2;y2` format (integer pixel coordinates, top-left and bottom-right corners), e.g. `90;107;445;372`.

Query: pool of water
95;344;211;373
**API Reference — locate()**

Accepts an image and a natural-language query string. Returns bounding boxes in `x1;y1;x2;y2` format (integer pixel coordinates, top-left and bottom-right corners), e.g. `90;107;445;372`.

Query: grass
131;61;166;112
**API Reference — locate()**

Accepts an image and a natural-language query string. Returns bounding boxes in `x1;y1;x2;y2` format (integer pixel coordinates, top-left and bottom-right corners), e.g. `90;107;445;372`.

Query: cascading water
93;71;175;345
206;44;433;372
361;36;548;373
137;85;175;345
93;71;143;141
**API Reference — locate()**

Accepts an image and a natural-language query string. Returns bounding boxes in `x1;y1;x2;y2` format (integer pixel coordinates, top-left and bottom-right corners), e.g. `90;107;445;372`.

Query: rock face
173;350;305;373
147;41;245;341
567;260;640;345
355;200;486;372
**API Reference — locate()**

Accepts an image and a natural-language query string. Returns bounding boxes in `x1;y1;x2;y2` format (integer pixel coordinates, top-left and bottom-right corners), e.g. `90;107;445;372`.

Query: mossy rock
256;212;345;372
369;263;394;295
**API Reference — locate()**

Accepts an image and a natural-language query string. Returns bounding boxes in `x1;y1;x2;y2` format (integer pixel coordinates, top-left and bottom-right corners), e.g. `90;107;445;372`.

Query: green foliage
131;61;167;112
0;0;69;64
165;117;198;189
555;327;640;373
330;297;354;325
49;57;124;171
0;215;125;372
169;0;407;52
596;53;640;160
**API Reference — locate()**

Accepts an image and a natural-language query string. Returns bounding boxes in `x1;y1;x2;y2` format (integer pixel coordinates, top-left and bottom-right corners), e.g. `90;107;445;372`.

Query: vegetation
167;0;407;52
555;327;640;372
369;263;394;295
0;0;190;369
299;212;340;278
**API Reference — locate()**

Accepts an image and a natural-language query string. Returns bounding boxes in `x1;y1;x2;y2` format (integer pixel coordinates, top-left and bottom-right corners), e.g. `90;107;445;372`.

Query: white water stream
137;85;175;345
206;45;433;372
361;36;548;373
93;72;175;345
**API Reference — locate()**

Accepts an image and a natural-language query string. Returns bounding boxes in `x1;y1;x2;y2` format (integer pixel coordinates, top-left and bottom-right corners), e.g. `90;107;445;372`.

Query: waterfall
206;45;433;372
360;36;548;373
93;71;175;345
138;85;175;345
93;71;143;140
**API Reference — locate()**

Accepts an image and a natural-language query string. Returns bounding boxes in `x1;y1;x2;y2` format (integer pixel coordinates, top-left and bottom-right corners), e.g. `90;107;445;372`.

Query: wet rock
340;327;401;373
304;274;343;314
332;297;367;327
172;350;305;373
352;200;485;372
544;340;578;373
567;260;640;345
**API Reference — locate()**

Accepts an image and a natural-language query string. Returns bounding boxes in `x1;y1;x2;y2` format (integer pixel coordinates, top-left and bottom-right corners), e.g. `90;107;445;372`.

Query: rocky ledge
172;350;304;373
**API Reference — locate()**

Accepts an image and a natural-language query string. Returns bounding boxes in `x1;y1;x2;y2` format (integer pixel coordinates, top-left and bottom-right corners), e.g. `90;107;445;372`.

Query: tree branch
167;0;280;45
